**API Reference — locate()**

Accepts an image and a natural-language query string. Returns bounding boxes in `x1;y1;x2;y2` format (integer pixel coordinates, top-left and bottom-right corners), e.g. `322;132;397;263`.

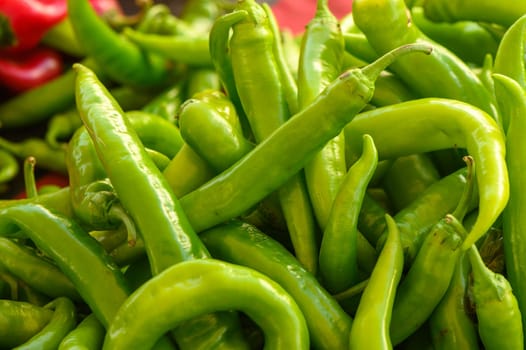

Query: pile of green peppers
0;0;524;348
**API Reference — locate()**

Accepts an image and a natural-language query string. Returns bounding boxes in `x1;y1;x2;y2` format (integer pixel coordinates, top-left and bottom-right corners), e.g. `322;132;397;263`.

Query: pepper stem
23;156;38;199
451;155;476;221
361;43;433;80
108;204;138;247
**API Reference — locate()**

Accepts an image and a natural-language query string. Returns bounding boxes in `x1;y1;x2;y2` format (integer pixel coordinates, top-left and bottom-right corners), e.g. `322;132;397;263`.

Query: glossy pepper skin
212;0;319;275
73;64;249;350
0;299;54;348
495;73;526;338
0;203;130;328
410;6;499;66
389;214;465;345
0;237;80;301
15;296;77;350
468;244;524;350
429;252;479;350
349;214;404;350
178;89;254;173
345;98;508;252
352;0;498;118
180;44;432;233
103;259;309;350
298;0;347;232
0;46;63;93
58;313;105;350
319;134;378;293
201;220;352;350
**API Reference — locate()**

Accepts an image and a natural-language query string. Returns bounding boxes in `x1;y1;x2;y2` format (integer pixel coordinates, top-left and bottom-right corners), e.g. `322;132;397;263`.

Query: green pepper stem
361;43;433;81
451;155;476;221
23;156;38;199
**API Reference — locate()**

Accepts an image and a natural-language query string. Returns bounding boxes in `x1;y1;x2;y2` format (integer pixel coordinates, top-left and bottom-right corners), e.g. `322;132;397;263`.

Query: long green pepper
73;64;248;350
319;134;378;293
345;98;507;251
180;44;432;233
297;0;347;232
349;214;404;350
495;73;526;337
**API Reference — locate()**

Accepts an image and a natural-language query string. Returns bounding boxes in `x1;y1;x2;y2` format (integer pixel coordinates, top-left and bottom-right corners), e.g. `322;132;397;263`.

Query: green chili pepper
495;73;526;337
429;252;479;350
180;43;432;233
468;244;524;350
162;144;216;197
123;28;212;67
389;214;465;344
178;89;254;173
423;0;526;28
319;134;378;293
0;148;19;190
0;137;67;174
0;237;80;301
141;80;186;123
352;0;498;118
201;220;352;350
494;14;526;89
103;259;309;350
411;6;499;65
14;297;77;350
381;153;441;212
358;193;389;245
66;110;184;231
345;98;507;252
0;203;130;328
0;299;53;349
59;313;105;350
214;0;320;274
349;214;404;350
208;10;249;125
0;57;106;129
370;72;417;107
67;0;173;88
73;63;248;349
297;0;347;232
262;2;299;115
185;68;221;98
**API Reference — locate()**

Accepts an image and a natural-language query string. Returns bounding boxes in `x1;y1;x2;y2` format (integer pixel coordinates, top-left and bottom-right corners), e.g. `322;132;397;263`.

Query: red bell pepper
0;0;68;53
0;46;63;92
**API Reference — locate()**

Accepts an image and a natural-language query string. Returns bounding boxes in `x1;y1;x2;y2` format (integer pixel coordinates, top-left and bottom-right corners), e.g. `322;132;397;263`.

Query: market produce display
0;0;523;348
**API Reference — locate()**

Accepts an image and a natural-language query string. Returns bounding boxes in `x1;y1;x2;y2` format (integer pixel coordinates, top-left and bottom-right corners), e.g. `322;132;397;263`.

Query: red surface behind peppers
272;0;352;34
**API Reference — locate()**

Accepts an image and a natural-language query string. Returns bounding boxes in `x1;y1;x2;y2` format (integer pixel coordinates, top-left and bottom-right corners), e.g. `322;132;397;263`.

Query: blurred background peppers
0;0;124;94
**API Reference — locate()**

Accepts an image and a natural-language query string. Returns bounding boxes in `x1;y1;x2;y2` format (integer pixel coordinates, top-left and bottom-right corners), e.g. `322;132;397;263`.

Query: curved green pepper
0;299;53;349
103;259;309;350
200;220;352;350
345;98;507;251
59;313;105;350
352;0;498;118
15;297;77;350
319;134;378;293
349;214;404;350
